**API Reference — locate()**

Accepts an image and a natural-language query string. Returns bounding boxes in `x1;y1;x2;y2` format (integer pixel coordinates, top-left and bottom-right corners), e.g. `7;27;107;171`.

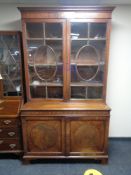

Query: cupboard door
66;117;108;156
24;20;66;100
23;117;65;156
70;21;107;99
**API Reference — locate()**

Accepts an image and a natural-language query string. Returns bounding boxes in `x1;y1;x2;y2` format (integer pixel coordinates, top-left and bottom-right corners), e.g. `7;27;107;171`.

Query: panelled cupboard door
23;117;65;156
66;117;108;156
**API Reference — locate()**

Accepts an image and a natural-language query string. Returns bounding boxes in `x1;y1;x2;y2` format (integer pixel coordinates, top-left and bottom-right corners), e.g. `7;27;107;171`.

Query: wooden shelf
71;38;106;41
27;38;43;40
30;82;63;87
28;62;63;66
45;38;62;40
71;82;103;87
27;37;62;41
71;62;104;66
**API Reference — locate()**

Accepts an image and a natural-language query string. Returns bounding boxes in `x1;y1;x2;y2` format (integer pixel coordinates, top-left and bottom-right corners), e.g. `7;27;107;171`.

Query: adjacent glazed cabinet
19;6;114;163
0;32;22;96
0;32;22;154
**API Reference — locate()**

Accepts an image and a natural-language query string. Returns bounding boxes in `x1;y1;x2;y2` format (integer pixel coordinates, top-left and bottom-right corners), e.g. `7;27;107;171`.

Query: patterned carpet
0;139;131;175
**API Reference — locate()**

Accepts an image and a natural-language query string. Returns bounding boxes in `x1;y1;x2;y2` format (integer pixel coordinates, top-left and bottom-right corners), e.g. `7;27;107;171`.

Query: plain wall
0;4;131;137
107;6;131;137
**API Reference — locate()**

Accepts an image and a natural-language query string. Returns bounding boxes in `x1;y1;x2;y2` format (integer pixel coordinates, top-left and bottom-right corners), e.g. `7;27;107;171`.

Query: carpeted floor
0;139;131;175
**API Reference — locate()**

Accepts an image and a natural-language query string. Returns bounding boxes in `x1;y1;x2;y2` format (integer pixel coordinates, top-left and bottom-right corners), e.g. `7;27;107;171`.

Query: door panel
66;118;107;156
24;117;65;156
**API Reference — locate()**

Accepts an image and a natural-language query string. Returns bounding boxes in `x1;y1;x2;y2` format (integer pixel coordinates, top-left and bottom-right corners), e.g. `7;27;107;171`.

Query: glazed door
23;19;66;100
68;20;108;100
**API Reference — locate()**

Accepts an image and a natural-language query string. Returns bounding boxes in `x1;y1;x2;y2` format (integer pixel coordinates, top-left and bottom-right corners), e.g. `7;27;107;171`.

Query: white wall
0;4;21;30
107;6;131;137
0;4;131;137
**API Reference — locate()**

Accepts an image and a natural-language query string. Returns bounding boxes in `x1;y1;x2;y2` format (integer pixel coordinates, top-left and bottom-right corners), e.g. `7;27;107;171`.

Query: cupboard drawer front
0;127;19;138
23;117;65;155
0;119;18;127
0;139;21;151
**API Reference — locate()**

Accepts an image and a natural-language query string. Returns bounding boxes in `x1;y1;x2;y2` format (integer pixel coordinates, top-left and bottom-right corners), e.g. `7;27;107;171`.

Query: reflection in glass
90;23;106;38
0;34;21;96
71;23;88;39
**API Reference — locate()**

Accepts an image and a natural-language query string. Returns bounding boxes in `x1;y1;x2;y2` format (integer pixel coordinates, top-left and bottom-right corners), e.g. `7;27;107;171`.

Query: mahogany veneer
0;97;22;153
19;6;114;164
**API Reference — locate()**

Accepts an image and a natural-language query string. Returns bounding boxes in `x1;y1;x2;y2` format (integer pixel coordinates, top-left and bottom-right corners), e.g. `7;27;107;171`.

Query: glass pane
0;34;21;96
45;23;62;38
88;86;103;99
26;23;43;38
76;66;98;81
26;22;63;99
48;87;62;98
71;40;87;62
34;45;57;81
71;87;86;99
90;23;106;38
46;40;62;63
90;40;106;63
71;23;88;39
28;41;63;85
27;40;44;65
30;86;46;98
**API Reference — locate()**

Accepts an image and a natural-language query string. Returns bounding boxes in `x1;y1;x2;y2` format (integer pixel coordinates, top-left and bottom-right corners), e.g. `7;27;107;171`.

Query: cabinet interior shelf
30;82;103;87
28;62;63;66
27;37;62;41
71;62;104;66
71;82;103;87
30;82;63;87
27;37;105;41
28;62;104;67
71;38;106;41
